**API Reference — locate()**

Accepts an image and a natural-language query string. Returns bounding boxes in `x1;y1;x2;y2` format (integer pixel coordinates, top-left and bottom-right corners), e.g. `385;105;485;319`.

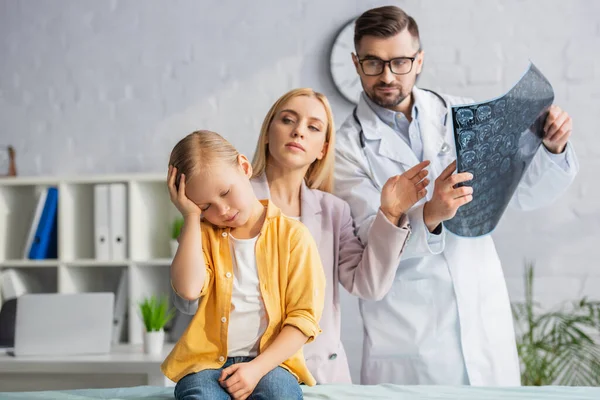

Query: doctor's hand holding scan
422;160;474;232
333;5;579;387
542;105;572;155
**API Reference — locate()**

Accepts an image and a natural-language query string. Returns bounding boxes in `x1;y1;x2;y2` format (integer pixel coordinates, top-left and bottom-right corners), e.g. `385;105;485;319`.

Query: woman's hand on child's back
218;361;265;400
380;160;431;225
168;165;202;218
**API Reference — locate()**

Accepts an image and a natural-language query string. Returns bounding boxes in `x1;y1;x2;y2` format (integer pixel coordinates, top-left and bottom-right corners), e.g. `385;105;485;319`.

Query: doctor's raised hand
380;160;431;226
543;105;572;155
422;160;474;232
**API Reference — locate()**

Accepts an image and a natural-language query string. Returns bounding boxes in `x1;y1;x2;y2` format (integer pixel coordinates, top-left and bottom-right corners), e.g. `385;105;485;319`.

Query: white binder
22;188;48;258
0;193;9;261
0;268;41;300
93;184;111;260
108;183;127;260
112;269;128;344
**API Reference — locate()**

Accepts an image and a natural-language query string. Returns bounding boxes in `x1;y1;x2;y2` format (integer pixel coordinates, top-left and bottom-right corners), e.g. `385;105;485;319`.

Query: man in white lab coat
334;6;579;386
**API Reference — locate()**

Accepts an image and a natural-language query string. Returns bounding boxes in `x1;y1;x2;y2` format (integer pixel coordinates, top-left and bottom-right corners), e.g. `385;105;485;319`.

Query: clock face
329;19;362;105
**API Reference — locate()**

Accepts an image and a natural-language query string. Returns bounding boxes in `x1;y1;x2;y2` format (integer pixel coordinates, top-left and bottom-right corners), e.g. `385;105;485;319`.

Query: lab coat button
328;353;337;360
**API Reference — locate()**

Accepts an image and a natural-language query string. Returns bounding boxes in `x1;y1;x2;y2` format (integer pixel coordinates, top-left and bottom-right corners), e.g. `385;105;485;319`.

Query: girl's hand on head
380;160;430;224
167;165;203;218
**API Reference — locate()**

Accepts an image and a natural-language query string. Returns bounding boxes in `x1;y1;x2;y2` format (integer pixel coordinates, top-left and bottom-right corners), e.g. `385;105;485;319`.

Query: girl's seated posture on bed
161;130;325;400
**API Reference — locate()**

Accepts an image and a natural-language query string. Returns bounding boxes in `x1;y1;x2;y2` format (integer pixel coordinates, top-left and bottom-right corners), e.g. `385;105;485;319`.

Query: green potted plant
512;262;600;386
139;295;175;355
170;217;184;258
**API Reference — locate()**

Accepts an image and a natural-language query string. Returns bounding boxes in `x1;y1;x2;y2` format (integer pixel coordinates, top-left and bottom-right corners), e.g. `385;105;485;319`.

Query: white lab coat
334;87;579;386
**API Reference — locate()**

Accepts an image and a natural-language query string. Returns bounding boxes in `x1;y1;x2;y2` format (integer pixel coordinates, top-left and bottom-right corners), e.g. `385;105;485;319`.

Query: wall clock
329;18;362;105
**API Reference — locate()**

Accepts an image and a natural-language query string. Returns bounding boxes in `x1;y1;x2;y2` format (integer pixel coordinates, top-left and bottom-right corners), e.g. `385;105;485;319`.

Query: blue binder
28;187;58;259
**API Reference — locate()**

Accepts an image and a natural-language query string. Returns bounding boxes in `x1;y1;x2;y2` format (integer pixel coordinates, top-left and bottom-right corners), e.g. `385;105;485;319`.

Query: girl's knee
174;370;229;400
252;367;302;400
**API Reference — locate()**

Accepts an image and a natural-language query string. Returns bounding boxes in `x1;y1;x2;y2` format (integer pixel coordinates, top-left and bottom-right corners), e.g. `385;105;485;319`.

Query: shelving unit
0;174;181;345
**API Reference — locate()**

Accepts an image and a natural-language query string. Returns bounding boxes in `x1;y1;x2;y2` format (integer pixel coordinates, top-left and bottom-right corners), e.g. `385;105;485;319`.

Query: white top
227;233;267;357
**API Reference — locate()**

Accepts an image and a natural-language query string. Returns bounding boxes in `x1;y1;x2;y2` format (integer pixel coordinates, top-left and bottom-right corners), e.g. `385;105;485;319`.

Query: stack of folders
23;187;59;260
94;183;129;344
93;183;128;260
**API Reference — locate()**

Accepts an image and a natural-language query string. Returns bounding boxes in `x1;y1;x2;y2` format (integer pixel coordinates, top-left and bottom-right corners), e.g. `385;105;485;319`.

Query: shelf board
56;259;173;267
132;258;173;266
0;173;165;187
63;259;131;267
0;177;60;186
0;259;59;268
62;174;165;184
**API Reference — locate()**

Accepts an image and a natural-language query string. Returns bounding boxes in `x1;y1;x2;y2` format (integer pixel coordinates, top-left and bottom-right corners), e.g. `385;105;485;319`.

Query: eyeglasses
358;50;421;76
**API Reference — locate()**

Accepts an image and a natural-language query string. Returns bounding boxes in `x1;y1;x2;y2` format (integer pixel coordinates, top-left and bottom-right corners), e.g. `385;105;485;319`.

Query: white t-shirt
227;233;268;357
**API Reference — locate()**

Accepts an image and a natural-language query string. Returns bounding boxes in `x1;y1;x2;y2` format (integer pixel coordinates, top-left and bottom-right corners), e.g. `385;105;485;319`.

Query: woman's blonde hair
251;88;336;193
169;130;240;189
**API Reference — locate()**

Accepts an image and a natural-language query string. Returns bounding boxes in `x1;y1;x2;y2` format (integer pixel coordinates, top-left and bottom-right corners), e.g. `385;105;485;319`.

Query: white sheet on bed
2;385;600;400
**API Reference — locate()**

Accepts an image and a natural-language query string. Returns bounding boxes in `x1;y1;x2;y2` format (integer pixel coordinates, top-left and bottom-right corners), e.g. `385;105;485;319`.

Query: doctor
334;6;579;386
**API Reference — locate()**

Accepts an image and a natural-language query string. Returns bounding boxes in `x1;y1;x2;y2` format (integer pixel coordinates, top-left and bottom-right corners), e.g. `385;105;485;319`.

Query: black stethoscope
352;89;452;189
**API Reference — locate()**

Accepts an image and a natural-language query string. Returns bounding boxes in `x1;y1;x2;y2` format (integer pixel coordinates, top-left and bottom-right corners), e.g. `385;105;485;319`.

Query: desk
0;344;175;392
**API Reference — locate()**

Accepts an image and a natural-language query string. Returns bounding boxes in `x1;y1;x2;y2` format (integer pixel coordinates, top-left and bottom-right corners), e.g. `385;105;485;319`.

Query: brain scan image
476;105;492;123
494;99;506;115
477;124;492;143
459;130;476;150
475;143;492;160
456;108;475;128
491;135;503;153
500;134;517;156
447;63;554;237
490;153;502;168
462;150;477;168
475;161;489;177
500;157;511;174
493;117;506;135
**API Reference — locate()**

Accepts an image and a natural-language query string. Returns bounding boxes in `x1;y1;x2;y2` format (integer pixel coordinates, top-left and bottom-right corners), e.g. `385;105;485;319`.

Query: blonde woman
249;88;430;383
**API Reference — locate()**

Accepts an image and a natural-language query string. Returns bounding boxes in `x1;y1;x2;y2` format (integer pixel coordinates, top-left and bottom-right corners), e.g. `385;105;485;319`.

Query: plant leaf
139;295;175;332
513;263;600;386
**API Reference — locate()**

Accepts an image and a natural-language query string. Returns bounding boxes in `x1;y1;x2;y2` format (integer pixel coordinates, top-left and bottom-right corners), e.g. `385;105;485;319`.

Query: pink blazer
171;175;411;384
251;174;411;384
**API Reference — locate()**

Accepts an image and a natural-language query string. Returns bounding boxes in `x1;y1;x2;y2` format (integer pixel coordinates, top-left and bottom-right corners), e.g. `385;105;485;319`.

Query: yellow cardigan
161;200;325;386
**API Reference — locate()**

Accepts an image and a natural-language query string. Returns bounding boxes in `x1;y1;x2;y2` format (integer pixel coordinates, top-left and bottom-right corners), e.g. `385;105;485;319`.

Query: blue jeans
174;356;303;400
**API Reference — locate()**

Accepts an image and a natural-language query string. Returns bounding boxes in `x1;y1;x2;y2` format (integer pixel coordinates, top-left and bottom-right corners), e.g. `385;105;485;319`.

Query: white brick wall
1;0;598;383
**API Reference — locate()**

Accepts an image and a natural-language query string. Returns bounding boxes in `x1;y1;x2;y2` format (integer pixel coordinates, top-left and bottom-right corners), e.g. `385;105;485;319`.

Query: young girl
173;88;430;384
162;130;325;400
